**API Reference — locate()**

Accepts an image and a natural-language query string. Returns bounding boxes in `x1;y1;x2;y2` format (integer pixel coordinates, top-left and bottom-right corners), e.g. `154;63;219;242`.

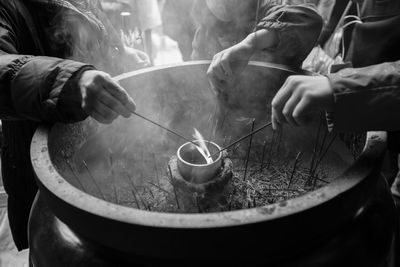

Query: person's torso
346;0;400;67
191;0;257;59
24;0;125;75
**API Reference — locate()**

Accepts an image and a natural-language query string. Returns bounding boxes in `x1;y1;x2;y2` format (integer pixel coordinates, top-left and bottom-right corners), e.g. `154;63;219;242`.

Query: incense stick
65;159;86;192
82;160;106;200
209;121;272;158
288;152;302;189
132;111;199;148
168;165;180;209
243;119;256;180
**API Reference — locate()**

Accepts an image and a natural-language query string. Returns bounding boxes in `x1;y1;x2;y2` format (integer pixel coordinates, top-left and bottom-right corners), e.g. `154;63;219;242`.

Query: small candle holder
177;140;222;184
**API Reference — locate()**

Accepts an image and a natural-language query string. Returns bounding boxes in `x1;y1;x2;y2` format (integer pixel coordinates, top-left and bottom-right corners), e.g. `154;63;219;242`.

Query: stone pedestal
168;152;233;212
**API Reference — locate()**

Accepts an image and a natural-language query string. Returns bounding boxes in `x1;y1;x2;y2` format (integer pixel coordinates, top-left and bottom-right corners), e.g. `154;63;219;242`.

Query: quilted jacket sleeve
326;61;400;132
256;2;323;66
0;1;95;123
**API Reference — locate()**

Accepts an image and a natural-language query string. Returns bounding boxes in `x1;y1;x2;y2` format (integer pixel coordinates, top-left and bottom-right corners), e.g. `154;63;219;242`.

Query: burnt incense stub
169;151;233;212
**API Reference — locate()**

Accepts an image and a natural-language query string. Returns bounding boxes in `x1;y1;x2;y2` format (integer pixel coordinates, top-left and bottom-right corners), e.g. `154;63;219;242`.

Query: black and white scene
0;0;399;266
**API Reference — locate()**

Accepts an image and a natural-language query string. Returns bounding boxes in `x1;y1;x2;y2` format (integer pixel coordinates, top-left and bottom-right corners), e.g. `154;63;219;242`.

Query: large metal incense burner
30;61;396;266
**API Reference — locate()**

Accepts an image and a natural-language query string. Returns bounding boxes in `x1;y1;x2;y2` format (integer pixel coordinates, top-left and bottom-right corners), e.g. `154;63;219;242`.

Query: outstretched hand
207;42;254;95
79;70;136;124
271;75;334;130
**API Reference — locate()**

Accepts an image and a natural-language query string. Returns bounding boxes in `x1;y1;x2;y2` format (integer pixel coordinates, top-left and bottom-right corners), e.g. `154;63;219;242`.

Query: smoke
47;1;130;75
60;0;290;184
73;60;288;179
65;59;348;210
46;1;285;179
52;1;281;191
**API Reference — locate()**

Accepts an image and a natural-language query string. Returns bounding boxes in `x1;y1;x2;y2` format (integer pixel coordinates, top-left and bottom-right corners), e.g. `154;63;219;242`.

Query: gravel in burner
102;151;329;213
67;120;351;214
226;159;327;210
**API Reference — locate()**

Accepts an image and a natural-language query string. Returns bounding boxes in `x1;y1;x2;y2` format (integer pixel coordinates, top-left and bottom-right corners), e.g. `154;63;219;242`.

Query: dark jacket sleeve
0;2;94;123
326;61;400;132
256;3;323;66
317;0;349;46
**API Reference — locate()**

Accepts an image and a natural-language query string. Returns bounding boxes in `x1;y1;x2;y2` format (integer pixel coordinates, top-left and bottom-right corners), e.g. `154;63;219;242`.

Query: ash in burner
69;118;348;213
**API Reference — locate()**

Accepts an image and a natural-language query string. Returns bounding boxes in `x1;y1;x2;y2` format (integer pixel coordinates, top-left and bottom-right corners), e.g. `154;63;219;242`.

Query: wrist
59;66;95;122
244;29;277;52
321;76;334;112
242;33;258;53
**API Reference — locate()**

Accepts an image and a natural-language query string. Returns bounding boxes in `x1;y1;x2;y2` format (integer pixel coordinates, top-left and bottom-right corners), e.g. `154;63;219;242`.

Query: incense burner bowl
29;61;397;266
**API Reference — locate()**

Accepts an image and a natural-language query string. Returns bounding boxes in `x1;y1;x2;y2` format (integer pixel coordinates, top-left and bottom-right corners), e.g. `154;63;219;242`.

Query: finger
217;53;233;78
220;57;233;77
271;78;297;124
209;53;226;79
207;67;225;94
292;97;312;126
271;101;287;126
97;90;131;118
211;56;228;82
207;79;218;96
93;101;119;122
90;109;114;124
102;77;136;112
282;93;301;127
272;77;296;109
271;110;280;131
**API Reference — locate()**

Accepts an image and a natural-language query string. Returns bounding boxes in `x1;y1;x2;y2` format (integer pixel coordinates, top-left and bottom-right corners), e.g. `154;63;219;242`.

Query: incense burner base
168;151;233;212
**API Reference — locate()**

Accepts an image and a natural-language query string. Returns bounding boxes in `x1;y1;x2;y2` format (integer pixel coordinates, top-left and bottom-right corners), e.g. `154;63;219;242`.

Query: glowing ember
193;128;213;164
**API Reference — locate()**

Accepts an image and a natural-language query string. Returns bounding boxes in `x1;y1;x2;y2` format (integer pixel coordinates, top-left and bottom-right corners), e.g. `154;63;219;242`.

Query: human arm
271;61;400;132
96;3;151;71
206;29;277;92
327;61;400;132
207;3;323;93
0;2;136;124
0;53;136;124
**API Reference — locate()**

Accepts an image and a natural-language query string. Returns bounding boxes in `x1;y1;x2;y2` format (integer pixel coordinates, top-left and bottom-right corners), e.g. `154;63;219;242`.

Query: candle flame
193;128;213;164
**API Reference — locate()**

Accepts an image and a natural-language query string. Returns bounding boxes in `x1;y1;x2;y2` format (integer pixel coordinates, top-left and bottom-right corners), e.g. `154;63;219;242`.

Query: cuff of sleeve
57;65;96;123
256;20;287;32
255;19;287;52
325;72;362;132
255;20;308;67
